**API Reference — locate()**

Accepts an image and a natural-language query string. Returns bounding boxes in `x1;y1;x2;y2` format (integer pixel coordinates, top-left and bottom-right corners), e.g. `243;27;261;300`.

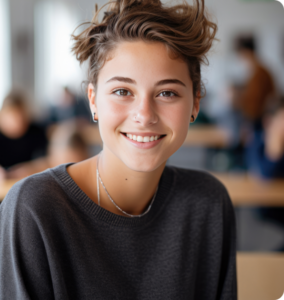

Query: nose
132;96;158;126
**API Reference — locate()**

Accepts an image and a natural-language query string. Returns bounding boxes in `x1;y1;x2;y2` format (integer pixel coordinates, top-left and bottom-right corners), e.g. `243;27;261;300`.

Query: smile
121;132;166;148
123;133;164;143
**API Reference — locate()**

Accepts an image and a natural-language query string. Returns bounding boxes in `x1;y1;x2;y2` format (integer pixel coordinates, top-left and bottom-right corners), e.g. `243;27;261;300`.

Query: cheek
161;101;191;138
97;98;129;138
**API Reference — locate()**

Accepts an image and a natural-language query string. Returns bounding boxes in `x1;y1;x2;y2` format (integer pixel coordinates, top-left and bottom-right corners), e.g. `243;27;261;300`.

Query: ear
192;91;201;120
88;83;97;115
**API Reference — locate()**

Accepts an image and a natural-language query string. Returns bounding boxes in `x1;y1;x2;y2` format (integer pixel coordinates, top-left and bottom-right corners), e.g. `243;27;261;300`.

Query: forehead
1;106;22;113
98;40;192;87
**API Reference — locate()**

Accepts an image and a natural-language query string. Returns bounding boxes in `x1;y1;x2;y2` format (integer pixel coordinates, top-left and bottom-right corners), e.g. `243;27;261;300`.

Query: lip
120;132;166;149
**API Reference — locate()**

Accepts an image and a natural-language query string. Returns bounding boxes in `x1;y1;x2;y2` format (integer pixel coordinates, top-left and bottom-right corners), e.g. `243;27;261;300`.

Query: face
0;107;29;139
238;49;254;69
89;41;200;172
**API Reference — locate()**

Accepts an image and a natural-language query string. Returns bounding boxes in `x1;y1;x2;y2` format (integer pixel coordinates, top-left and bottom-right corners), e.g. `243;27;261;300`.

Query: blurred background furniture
0;180;16;200
214;172;284;207
237;252;284;300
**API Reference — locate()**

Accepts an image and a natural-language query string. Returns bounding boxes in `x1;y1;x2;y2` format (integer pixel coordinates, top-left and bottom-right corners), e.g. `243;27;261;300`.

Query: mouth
121;132;166;143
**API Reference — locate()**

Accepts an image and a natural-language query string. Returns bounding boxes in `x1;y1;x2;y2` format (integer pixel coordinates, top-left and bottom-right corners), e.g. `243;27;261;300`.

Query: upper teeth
126;134;160;142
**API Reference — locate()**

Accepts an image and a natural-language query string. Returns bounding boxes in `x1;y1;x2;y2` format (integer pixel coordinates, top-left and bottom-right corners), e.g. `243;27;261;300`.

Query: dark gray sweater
0;164;237;300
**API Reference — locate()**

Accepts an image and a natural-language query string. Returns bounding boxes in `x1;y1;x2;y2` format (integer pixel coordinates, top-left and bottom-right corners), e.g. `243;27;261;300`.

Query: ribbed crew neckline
51;163;175;228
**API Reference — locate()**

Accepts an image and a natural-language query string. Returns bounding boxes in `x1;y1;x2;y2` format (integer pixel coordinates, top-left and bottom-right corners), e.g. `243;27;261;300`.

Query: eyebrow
105;76;186;87
156;79;186;87
106;77;136;84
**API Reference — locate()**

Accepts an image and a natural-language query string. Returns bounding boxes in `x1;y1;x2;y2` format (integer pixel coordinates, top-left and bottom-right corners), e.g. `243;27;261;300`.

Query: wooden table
0;180;17;201
237;252;284;300
213;172;284;206
184;125;230;148
83;124;231;148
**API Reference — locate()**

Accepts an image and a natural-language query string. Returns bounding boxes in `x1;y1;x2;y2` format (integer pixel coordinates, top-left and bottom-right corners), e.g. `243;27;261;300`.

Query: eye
113;89;132;96
158;90;177;98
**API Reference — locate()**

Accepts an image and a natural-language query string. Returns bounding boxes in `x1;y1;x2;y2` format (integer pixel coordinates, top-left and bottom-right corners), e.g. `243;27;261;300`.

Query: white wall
7;0;284;111
34;0;87;106
204;0;284;91
9;0;35;94
71;0;284;97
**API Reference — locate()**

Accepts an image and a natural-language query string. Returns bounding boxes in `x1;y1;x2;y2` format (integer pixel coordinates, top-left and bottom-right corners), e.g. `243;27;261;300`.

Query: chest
43;210;223;300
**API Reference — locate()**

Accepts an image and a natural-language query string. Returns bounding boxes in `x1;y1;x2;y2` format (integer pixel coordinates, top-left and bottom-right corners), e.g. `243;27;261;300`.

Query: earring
93;112;98;123
190;115;195;123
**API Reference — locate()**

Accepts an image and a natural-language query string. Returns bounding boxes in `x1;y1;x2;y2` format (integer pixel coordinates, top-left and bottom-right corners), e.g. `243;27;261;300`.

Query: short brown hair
1;90;27;112
71;0;218;99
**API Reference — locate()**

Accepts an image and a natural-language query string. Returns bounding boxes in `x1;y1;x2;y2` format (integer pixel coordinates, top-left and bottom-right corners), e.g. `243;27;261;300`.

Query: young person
0;0;237;299
233;35;275;129
0;90;48;170
2;121;90;180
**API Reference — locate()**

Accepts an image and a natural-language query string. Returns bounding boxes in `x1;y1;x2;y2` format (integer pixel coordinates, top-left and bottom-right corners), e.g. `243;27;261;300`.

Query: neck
96;148;166;216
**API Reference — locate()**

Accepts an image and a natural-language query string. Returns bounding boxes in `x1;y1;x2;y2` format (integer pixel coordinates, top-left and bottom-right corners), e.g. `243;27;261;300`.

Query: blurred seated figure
220;35;277;172
245;103;284;251
245;104;284;179
2;122;90;180
47;87;91;125
0;90;48;170
233;34;276;129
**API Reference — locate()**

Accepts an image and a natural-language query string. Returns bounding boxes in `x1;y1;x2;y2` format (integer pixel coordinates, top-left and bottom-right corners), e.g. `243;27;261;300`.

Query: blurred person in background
46;86;91;125
0;90;48;175
245;101;284;179
2;121;90;180
233;34;276;130
245;99;284;251
219;35;277;172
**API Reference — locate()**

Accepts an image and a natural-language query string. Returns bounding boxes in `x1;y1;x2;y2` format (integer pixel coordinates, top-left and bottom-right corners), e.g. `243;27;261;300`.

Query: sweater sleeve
0;179;54;300
217;188;238;300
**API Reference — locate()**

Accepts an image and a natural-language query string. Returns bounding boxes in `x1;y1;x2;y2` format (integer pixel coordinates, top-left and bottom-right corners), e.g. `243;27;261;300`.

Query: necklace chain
96;156;158;218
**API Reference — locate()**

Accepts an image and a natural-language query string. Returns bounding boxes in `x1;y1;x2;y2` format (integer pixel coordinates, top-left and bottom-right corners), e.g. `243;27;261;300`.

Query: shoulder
257;64;274;81
165;165;230;206
1;166;68;218
167;165;227;192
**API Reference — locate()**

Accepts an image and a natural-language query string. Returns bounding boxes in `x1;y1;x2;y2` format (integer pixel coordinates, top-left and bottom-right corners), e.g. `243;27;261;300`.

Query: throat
95;149;165;216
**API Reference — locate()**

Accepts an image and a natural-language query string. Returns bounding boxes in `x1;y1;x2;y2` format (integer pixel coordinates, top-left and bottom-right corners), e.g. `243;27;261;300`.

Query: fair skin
0;107;29;139
264;109;284;161
67;40;200;216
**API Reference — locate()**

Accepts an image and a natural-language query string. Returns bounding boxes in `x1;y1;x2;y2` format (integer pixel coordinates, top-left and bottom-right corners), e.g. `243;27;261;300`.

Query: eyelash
113;89;132;97
158;90;178;98
112;89;179;98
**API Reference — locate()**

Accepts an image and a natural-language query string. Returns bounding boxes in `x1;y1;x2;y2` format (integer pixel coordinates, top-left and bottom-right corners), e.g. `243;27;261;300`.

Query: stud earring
190;115;195;123
93;112;98;123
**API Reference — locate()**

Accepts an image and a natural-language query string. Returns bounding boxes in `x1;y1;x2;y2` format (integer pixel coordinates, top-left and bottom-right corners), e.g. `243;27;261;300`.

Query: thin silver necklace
96;155;158;218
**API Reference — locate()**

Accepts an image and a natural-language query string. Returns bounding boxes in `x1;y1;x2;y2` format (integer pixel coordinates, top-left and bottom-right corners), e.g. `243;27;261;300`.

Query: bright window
34;1;86;105
0;0;11;108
